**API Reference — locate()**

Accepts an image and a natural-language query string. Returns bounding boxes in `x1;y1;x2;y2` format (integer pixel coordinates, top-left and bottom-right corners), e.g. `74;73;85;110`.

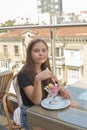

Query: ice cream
51;86;58;91
48;83;58;89
47;83;54;90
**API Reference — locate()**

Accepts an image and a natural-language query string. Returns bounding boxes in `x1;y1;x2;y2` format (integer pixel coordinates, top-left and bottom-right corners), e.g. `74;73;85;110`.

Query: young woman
17;38;71;130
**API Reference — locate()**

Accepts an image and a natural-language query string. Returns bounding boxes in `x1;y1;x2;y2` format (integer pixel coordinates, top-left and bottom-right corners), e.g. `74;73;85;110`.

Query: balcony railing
49;56;65;66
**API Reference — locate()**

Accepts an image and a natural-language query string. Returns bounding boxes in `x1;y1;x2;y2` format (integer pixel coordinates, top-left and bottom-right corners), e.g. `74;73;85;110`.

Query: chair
0;71;14;114
0;70;13;94
13;76;23;106
3;92;23;130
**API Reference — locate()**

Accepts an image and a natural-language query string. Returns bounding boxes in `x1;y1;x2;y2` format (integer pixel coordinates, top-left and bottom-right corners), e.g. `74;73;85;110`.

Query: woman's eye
33;49;47;52
33;49;39;52
42;49;47;52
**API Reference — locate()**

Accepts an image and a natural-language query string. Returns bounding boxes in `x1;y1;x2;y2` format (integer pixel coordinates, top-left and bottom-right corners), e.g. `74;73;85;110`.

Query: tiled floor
0;115;9;130
0;115;25;130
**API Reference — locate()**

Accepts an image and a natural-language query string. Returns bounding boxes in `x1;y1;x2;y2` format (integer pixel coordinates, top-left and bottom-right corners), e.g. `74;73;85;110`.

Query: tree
1;19;16;27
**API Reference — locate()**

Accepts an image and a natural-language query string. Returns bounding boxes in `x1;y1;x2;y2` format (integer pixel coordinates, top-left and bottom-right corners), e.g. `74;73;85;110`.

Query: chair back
3;93;23;130
0;71;13;101
13;77;23;106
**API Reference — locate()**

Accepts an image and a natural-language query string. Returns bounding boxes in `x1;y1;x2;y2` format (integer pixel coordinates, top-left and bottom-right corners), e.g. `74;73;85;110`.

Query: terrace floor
0;115;9;130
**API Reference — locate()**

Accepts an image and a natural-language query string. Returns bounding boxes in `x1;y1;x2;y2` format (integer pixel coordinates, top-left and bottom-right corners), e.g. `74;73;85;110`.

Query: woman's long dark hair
20;38;53;84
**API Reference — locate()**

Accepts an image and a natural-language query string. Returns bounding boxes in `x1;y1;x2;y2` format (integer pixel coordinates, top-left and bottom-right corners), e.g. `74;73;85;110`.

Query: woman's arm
23;69;54;105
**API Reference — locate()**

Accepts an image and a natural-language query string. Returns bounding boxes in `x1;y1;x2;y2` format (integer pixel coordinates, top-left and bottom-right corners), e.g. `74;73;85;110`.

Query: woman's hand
59;88;71;99
36;69;54;81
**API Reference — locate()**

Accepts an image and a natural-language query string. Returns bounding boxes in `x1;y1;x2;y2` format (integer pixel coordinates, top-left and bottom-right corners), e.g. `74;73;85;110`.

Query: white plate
41;96;70;110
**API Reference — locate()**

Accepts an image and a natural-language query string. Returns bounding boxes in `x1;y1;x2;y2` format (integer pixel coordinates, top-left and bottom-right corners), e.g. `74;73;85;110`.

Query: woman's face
31;42;48;65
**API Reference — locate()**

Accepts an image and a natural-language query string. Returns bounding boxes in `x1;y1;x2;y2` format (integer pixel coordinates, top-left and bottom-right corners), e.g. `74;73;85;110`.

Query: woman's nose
39;50;43;55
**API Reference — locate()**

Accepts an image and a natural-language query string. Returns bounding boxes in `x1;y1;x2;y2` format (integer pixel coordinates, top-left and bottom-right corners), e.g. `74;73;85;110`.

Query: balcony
49;56;65;66
65;58;83;67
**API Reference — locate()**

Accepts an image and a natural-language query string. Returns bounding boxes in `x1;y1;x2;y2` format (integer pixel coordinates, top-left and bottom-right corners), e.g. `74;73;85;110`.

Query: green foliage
0;19;16;27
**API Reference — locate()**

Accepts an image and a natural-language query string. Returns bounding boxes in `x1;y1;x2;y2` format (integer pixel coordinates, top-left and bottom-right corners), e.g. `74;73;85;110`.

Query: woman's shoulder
17;69;28;79
19;68;28;75
17;69;32;87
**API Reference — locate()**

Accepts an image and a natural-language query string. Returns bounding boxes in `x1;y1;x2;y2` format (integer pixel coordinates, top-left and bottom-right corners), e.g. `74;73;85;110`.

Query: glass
45;82;59;105
49;84;59;105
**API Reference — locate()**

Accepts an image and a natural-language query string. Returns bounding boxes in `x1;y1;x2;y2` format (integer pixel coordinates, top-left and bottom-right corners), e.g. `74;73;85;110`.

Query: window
56;67;62;78
15;61;21;68
55;47;63;57
70;51;74;57
58;67;61;75
51;0;54;2
1;61;9;68
55;0;59;2
55;5;58;9
68;69;79;79
14;45;19;56
3;45;8;56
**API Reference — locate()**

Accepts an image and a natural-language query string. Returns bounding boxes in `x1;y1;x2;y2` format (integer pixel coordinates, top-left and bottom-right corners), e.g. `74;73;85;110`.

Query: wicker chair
0;72;23;130
3;92;23;130
0;71;13;114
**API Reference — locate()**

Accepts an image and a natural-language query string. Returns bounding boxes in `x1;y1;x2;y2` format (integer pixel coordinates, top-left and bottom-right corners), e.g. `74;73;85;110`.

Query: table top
27;86;87;130
68;86;87;111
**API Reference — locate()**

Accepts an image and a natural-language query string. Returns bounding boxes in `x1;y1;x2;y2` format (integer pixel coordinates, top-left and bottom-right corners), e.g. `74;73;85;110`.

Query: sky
0;0;37;22
63;0;87;14
0;0;87;22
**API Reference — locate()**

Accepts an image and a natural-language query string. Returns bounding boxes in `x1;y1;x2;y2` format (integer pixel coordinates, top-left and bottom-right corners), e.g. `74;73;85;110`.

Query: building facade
0;29;35;71
37;0;63;24
0;26;87;85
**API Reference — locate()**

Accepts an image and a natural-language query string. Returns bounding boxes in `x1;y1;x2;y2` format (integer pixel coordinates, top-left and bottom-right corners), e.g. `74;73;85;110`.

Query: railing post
50;28;56;74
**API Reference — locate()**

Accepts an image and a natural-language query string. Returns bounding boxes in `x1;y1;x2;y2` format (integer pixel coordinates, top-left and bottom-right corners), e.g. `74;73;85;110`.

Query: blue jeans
20;105;29;130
